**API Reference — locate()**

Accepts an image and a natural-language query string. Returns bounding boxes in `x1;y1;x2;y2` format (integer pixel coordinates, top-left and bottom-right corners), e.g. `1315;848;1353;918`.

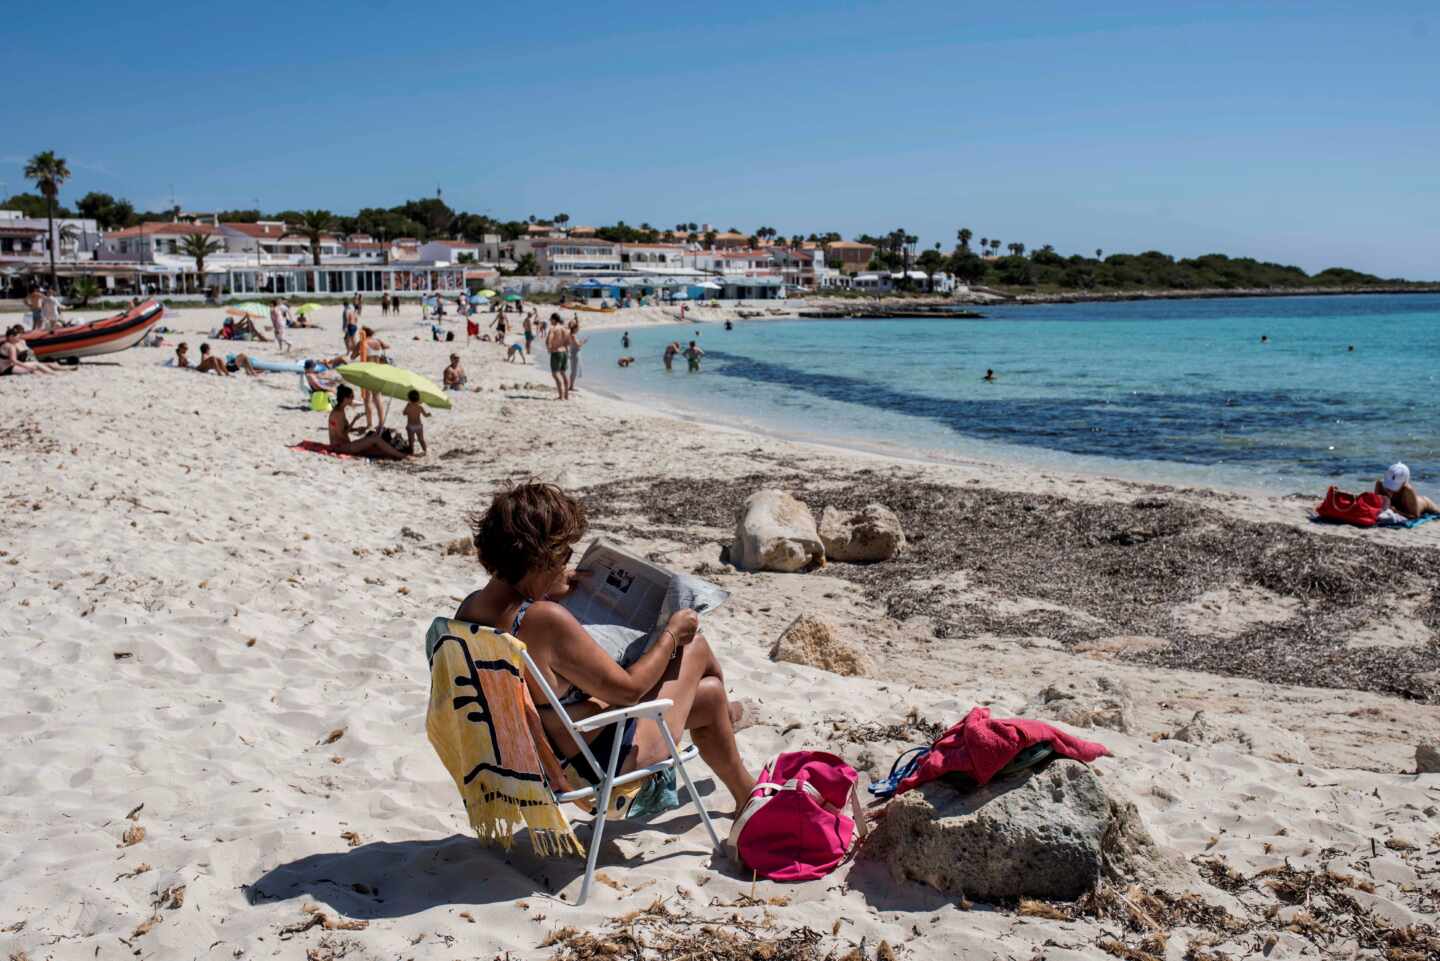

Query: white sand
2;302;1437;960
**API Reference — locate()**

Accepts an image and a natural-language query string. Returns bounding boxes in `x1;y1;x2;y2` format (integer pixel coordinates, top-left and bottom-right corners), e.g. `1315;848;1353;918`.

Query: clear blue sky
6;2;1437;278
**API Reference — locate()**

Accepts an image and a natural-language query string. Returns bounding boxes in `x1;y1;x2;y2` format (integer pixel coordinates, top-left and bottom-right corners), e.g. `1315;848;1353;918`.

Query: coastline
2;302;1437;959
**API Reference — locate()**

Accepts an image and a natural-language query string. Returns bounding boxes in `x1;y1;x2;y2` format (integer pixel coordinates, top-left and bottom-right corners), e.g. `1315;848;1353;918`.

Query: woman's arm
521;602;682;707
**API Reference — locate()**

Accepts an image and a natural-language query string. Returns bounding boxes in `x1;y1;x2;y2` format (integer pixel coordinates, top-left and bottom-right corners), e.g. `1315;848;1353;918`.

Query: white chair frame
518;648;722;906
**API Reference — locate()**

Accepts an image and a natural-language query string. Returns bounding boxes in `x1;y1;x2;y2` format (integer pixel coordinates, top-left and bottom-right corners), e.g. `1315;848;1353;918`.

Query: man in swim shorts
546;314;571;400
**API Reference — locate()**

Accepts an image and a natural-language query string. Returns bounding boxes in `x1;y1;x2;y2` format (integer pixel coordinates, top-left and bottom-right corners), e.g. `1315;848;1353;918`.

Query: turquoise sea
583;294;1440;497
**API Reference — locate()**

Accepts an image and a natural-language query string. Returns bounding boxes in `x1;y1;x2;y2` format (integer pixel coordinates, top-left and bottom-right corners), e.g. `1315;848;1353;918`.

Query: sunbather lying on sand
456;483;755;811
326;385;407;459
1376;462;1440;520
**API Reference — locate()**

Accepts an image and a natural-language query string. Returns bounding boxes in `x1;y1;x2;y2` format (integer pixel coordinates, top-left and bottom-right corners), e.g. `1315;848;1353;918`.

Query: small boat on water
22;300;165;361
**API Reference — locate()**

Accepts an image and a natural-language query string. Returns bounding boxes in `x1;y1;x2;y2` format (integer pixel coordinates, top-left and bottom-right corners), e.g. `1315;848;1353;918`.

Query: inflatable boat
22;300;165;361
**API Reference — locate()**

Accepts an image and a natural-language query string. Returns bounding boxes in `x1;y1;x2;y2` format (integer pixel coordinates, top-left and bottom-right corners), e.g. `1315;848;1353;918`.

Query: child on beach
404;389;429;455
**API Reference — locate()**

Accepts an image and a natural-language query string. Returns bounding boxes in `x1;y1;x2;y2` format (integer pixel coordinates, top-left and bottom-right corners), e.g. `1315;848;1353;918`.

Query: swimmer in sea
983;369;996;382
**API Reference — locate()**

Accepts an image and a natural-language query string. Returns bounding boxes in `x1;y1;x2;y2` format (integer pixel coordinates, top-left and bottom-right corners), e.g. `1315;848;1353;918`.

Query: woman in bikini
349;326;390;429
327;385;407;459
1;326;61;375
455;483;754;810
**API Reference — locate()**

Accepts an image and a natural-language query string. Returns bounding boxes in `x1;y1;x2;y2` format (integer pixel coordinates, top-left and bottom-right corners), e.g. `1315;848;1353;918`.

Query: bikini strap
510;600;534;637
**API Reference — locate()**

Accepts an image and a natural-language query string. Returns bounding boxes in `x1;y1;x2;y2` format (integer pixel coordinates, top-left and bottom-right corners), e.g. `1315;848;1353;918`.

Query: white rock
731;490;824;573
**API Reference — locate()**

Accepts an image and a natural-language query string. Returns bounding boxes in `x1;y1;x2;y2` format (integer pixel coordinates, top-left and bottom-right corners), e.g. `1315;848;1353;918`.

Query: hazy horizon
7;2;1437;279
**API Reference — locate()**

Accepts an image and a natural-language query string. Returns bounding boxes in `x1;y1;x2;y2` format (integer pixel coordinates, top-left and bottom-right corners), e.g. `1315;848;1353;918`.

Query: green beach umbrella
504;293;521;302
337;362;452;410
478;288;497;297
295;303;323;315
227;301;268;318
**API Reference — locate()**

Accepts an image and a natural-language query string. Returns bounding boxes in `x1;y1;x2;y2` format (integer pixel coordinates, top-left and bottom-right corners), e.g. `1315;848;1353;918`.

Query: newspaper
557;540;729;667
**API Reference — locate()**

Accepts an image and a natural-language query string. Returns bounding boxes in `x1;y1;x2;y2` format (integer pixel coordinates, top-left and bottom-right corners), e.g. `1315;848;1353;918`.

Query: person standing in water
983;369;997;381
621;331;630;350
663;341;679;372
683;340;705;372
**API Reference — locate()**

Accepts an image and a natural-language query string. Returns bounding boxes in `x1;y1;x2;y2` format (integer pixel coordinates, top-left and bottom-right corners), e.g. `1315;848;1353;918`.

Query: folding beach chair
424;617;722;906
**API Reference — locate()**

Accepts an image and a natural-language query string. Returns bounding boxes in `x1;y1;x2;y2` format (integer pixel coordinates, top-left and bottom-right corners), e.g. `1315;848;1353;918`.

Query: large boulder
732;490;824;573
819;504;906;563
1418;742;1440;774
1023;676;1134;734
771;615;873;677
866;761;1122;901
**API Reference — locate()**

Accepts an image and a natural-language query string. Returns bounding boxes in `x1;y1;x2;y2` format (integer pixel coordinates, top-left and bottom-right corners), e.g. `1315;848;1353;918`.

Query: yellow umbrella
295;303;323;315
478;289;497;297
337;362;452;409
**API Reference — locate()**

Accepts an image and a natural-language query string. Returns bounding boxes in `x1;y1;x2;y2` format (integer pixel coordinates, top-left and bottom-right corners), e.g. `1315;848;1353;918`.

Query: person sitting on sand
303;359;338;393
1;326;61;375
221;316;270;342
1375;462;1440;521
455;482;755;811
443;354;467;390
403;388;430;456
327;385;407;459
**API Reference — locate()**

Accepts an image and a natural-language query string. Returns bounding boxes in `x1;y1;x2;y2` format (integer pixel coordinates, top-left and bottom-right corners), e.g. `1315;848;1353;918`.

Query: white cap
1383;462;1410;493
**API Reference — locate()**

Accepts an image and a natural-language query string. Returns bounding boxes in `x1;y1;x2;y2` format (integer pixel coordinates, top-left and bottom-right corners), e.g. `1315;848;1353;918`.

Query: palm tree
979;236;988;255
24;150;71;289
179;232;225;291
957;228;973;252
290;210;334;267
989;239;1001;256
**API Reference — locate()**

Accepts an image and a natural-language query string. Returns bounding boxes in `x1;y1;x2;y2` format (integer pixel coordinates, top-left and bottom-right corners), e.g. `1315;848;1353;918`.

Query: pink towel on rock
896;706;1110;795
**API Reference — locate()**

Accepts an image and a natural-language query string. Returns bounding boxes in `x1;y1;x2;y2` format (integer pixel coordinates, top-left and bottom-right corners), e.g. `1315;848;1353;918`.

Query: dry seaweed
580;475;1440;699
542;896;872;961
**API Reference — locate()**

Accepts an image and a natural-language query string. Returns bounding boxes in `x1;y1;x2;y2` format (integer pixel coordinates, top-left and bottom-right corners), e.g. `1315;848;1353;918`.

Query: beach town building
618;243;690;273
512;237;622;275
768;246;837;290
417;239;483;263
684;249;779;276
708;231;752;250
0;209;102;273
824;241;878;274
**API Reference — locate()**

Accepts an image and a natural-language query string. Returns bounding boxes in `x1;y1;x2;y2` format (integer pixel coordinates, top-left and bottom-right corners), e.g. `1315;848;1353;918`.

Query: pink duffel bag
726;750;869;881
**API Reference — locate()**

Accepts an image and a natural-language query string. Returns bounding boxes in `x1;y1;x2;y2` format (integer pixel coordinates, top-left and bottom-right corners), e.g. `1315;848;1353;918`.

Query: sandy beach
2;302;1438;961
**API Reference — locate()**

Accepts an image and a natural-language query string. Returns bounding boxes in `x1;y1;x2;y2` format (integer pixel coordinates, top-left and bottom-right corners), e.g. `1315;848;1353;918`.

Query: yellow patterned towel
425;617;584;857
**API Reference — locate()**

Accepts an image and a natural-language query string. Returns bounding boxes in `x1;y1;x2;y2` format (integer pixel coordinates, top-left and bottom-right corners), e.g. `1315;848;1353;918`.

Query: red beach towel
288;440;354;459
895;706;1110;795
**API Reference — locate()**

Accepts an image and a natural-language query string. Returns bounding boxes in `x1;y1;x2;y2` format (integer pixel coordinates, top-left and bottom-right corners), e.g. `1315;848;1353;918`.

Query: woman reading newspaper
456;483;756;811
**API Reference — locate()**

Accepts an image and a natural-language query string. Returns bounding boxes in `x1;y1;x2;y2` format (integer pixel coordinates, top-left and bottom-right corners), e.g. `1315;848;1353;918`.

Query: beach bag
1317;486;1384;528
309;390;332;412
726;751;867;881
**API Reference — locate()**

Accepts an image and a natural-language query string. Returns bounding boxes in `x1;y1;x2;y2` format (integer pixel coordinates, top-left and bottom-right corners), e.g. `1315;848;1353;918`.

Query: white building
0;209;102;267
418;239;483;263
684;249;778;277
618;243;690;274
514;237;622;275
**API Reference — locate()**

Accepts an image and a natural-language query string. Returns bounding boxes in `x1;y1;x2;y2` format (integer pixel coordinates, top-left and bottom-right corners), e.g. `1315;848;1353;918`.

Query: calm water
582;294;1440;496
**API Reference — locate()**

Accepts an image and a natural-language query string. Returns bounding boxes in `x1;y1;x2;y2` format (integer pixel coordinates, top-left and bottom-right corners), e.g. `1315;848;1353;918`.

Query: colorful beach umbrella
478;289;497;297
295;303;323;315
504;293;521;302
468;293;489;304
227;301;268;318
337;362;452;410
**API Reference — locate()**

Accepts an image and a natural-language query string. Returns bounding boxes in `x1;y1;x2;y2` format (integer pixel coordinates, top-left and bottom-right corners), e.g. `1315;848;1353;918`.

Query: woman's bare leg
630;634;754;808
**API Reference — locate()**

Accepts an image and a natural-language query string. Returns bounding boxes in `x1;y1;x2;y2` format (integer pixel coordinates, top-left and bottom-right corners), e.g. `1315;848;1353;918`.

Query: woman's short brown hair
469;482;587;585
